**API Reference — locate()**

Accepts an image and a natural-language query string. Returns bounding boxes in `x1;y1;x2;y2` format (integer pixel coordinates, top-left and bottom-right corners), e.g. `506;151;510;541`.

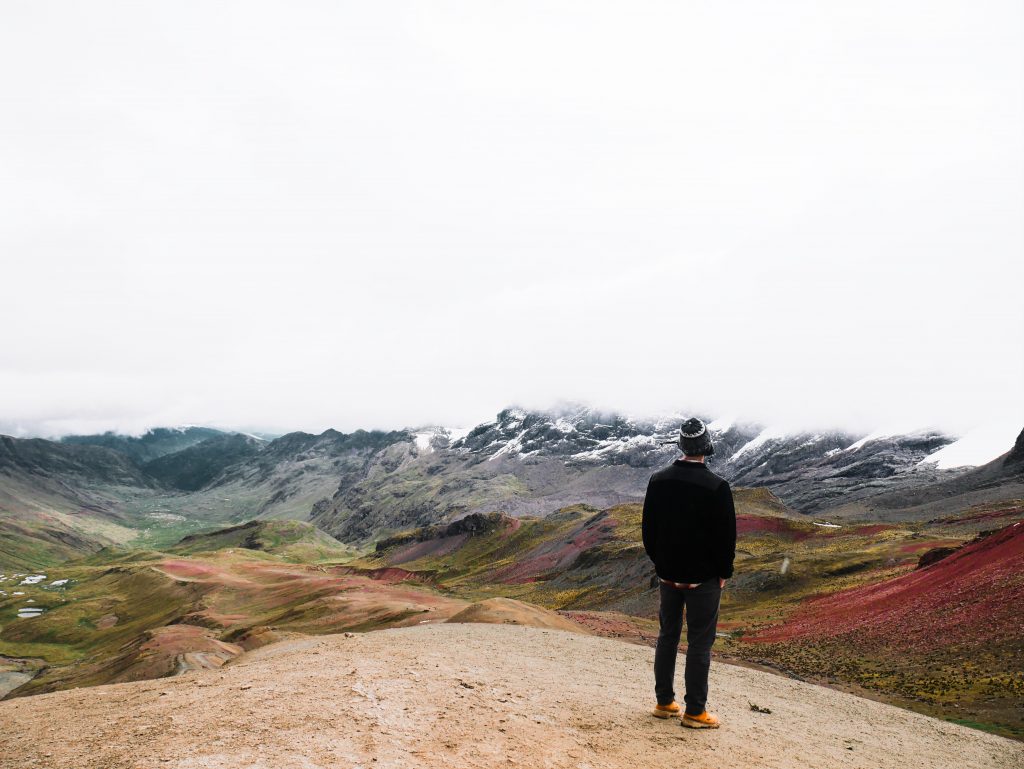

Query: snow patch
918;422;1021;469
571;434;660;462
845;424;927;452
845;432;885;451
489;434;526;461
445;427;471;445
708;415;736;433
554;418;576;434
730;427;788;461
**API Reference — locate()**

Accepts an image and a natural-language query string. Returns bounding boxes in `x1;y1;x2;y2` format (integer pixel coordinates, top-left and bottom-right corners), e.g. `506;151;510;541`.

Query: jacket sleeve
715;481;737;578
641;477;657;563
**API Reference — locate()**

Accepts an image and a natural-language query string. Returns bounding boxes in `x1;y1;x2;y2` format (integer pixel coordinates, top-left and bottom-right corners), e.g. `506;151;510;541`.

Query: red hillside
749;520;1024;652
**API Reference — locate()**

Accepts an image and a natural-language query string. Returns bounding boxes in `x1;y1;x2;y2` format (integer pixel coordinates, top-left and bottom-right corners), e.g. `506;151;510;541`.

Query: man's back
641;459;737;584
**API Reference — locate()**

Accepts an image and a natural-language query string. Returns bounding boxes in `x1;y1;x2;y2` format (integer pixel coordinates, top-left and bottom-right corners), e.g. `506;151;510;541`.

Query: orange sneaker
682;710;721;729
652;702;682;718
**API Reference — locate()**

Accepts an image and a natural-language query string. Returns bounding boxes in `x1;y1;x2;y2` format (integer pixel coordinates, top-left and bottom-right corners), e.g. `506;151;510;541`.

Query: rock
917;546;958;570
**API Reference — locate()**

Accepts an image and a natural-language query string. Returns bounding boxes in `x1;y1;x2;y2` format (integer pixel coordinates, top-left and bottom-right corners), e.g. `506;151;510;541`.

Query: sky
1;1;1022;439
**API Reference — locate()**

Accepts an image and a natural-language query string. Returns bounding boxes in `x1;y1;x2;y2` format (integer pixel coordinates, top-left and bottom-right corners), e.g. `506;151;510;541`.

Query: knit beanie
678;417;715;457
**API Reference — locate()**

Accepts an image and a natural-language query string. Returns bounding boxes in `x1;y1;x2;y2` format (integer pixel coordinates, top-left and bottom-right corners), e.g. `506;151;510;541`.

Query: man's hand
719;578;727;589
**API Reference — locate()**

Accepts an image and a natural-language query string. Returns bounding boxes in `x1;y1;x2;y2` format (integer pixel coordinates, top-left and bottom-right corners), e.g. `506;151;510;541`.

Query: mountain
0;435;158;567
1006;427;1024;468
310;407;970;542
0;513;107;571
719;427;957;515
190;428;413;521
0;435;155;488
141;433;265;491
2;623;1018;769
60;426;226;463
825;427;1024;520
1;409;1012;557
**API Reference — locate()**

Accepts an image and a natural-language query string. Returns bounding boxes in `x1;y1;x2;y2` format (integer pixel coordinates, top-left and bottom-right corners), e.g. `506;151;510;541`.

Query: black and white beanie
678;417;715;457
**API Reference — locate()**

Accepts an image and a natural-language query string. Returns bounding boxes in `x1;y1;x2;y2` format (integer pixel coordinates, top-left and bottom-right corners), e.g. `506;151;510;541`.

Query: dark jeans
654;578;722;714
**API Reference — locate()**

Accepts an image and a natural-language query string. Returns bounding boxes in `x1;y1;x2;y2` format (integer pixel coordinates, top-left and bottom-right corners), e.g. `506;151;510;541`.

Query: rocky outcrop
1004;427;1024;471
375;512;514;552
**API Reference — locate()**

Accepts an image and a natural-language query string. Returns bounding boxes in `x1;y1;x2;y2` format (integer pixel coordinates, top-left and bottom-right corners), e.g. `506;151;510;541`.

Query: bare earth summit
1;623;1020;769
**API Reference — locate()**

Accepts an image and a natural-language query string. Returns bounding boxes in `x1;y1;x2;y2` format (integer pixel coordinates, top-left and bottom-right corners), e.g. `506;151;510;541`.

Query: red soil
156;560;221;579
491;515;615;583
387;533;470;565
940;503;1024;526
333;566;433;584
849;524;892;536
736;515;812;540
109;625;243;684
748;521;1024;651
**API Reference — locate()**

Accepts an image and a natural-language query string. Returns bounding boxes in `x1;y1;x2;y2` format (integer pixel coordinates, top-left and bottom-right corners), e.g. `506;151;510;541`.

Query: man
642;417;736;728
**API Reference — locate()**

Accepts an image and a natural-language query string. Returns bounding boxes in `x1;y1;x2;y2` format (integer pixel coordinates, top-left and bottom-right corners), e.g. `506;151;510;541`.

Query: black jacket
641;459;737;583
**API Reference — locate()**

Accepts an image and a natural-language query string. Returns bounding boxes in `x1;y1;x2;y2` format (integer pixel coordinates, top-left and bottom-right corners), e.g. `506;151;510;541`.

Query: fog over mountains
3;404;1021;559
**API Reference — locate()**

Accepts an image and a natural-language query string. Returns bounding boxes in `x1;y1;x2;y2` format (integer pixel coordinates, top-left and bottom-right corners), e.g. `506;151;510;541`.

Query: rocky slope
0;623;1018;769
310;407;974;541
826;427;1024;520
0;435;161;566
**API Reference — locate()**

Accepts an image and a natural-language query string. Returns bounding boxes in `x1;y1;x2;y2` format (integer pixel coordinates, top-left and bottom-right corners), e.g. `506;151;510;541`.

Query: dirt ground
1;623;1020;769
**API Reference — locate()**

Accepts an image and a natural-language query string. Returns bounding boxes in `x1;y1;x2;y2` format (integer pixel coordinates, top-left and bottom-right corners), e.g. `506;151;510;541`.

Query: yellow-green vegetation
0;509;140;571
3;491;1021;739
170;519;355;563
738;638;1024;740
0;522;343;695
0;556;201;681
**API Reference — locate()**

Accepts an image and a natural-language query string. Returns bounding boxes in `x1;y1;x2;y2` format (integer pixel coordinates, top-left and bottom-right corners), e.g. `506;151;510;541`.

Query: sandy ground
1;623;1020;769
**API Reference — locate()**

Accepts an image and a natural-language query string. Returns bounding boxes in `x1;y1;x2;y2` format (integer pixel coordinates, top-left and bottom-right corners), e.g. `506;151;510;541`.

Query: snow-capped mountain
449;406;762;468
7;406;1015;547
441;406;960;504
308;405;982;540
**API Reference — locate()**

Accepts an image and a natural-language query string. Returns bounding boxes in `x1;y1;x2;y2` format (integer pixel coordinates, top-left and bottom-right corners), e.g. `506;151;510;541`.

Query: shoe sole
682;718;720;729
651;709;680;719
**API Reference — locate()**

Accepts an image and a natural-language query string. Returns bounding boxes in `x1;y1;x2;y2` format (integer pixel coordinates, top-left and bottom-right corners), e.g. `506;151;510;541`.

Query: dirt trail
1;623;1019;769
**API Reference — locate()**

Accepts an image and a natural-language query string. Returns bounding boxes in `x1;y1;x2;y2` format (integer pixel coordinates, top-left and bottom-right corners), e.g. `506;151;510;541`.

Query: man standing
642;417;737;728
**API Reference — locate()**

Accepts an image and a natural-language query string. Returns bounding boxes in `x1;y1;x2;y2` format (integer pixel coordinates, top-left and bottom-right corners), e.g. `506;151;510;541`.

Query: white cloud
0;1;1021;438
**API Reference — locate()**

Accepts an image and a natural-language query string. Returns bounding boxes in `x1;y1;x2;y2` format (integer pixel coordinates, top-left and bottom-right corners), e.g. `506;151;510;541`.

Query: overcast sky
1;1;1022;438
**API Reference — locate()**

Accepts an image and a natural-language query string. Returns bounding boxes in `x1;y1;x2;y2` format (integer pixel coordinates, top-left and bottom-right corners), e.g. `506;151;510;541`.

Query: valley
1;409;1022;743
